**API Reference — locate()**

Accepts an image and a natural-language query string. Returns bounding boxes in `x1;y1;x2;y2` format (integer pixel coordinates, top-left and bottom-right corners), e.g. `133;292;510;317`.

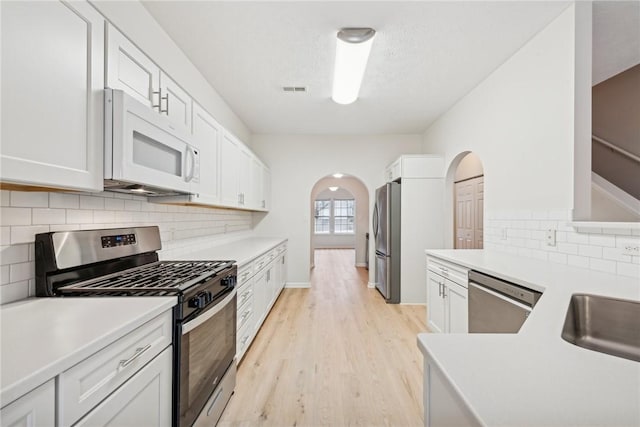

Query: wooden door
454;176;484;249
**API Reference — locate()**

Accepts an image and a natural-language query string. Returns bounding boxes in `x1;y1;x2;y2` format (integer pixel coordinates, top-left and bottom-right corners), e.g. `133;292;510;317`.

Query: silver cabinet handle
118;344;151;371
241;309;251;321
152;89;168;113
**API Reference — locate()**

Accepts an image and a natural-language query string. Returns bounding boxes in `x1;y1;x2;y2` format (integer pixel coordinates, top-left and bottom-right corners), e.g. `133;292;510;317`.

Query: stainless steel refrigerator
373;182;401;303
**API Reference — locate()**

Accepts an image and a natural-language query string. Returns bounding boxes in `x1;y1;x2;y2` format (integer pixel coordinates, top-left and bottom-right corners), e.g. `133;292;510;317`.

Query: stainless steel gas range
35;226;237;427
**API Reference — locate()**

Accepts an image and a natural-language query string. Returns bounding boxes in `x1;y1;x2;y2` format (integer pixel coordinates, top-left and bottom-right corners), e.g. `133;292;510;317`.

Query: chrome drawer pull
118;344;151;370
241;335;250;345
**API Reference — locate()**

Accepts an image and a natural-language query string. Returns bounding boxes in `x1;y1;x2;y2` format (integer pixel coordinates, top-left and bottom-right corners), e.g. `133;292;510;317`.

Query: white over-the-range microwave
104;88;200;196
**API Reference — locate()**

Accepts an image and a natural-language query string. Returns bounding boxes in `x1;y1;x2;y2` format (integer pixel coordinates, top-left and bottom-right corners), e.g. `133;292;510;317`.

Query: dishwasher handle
468;270;541;307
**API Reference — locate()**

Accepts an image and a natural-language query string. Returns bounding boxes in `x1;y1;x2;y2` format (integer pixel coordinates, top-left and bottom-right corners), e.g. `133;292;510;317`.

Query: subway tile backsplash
485;209;640;279
0;190;252;305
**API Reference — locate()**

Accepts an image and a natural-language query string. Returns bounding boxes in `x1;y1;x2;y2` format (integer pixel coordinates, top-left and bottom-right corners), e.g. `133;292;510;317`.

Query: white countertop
0;296;176;407
419;249;640;426
170;236;287;266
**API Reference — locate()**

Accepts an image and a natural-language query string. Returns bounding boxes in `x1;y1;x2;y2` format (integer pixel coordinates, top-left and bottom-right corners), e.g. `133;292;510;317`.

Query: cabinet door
191;103;221;204
159;72;192;134
1;0;104;192
249;157;264;210
238;147;252;208
0;380;54;427
424;359;480;427
219;132;240;207
427;274;446;333
106;23;160;108
262;167;272;211
75;347;172;427
446;280;469;334
253;271;268;330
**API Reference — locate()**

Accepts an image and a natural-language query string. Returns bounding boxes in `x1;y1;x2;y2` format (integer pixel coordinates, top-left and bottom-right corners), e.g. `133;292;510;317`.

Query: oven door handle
182;288;237;335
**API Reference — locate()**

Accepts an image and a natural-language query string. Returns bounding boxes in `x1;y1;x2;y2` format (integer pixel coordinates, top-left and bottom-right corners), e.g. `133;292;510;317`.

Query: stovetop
58;260;235;296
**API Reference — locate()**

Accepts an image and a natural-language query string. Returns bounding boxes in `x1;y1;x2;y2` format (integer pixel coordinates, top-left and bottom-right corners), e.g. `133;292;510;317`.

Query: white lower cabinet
0;380;55;427
59;311;172;425
1;310;173;427
74;347;172;427
427;256;469;333
424;357;480;427
235;242;288;363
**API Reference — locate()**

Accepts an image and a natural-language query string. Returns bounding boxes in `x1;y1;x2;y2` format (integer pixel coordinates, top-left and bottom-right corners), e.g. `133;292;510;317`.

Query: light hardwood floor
219;249;427;426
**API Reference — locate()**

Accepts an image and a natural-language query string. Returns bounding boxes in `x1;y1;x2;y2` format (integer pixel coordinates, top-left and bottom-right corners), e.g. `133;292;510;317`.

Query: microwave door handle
185;146;195;182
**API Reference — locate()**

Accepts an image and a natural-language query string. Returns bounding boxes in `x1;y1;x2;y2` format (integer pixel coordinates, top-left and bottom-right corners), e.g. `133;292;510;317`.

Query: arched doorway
444;152;485;249
309;175;369;269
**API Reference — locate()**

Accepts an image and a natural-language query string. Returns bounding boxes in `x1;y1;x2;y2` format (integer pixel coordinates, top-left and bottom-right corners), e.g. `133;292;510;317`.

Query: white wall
422;4;639;277
251;134;423;286
90;0;252;144
423;4;576;213
0;190;252;304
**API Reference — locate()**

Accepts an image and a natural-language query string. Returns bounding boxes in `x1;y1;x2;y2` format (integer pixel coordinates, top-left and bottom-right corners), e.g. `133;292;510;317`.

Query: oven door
178;288;236;427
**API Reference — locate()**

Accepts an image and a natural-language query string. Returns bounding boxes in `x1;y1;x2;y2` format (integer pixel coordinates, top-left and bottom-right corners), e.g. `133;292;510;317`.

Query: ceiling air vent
282;86;307;92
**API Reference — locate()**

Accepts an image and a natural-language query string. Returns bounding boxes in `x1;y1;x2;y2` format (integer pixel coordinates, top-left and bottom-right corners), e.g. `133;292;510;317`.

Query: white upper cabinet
385;155;445;181
249;158;264;211
262;167;272;211
106;23;160;108
0;0;104;192
238;145;252;209
220;132;242;207
159;72;192;134
191;103;221;204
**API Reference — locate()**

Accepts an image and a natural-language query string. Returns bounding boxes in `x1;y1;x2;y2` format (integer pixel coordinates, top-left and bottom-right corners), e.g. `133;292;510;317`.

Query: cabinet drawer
237;281;254;314
277;243;287;255
237;264;253;285
74;347;172;427
236;315;255;362
253;254;269;274
59;310;172;426
237;300;254;332
427;257;468;287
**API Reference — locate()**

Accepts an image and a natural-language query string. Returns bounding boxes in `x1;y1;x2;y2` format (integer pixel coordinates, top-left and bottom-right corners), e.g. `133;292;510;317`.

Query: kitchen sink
561;294;640;362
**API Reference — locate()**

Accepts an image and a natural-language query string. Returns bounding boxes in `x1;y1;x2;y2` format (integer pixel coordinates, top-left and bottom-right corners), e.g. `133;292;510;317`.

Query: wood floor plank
219;249;427;427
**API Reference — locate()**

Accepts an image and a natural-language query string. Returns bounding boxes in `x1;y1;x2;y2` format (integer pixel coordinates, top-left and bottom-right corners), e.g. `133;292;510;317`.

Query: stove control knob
221;275;236;288
188;291;212;309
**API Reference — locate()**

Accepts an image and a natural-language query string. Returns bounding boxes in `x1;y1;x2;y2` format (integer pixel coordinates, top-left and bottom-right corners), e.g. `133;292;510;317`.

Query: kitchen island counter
419;249;640;427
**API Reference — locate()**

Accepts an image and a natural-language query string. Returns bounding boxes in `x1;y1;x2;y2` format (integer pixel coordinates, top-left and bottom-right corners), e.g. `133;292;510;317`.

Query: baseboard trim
355;263;367;268
367;282;376;289
400;302;427;306
284;282;311;288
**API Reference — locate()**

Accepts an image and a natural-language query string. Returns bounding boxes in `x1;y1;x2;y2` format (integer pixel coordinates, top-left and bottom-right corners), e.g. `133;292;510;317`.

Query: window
314;198;355;234
333;199;355;233
314;200;331;233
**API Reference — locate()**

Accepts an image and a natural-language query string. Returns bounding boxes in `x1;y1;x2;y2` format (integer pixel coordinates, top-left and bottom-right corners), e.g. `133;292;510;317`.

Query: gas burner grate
58;260;234;294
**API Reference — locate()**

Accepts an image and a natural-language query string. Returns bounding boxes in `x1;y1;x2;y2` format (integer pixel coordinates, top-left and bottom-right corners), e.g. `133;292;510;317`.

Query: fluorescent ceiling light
333;173;344;178
329;186;339;192
332;28;376;105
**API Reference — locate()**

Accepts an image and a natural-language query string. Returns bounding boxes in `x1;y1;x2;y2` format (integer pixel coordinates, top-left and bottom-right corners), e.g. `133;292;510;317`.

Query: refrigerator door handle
372;204;378;240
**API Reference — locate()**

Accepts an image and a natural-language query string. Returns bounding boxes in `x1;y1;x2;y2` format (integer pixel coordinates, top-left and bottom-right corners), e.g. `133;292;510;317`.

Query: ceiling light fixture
332;173;344;178
329;186;339;192
331;28;376;105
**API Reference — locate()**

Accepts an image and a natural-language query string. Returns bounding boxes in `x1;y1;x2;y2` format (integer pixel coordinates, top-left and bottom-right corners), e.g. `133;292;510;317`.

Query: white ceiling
592;1;640;85
142;1;574;135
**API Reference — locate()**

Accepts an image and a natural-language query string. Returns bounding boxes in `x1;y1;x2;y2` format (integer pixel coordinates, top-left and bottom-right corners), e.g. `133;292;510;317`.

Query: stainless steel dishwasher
468;270;542;333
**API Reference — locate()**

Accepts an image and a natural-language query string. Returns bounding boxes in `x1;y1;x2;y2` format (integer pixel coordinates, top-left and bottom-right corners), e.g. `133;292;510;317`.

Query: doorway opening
444;152;485;249
309;175;369;270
